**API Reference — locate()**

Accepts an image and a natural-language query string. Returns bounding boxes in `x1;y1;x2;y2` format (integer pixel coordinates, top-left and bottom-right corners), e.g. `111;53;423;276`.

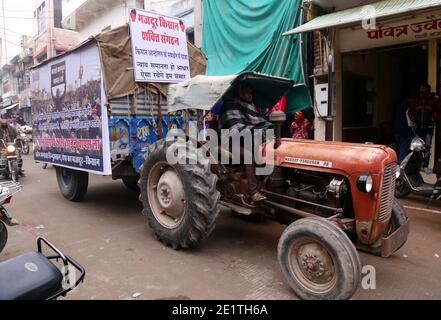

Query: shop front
285;0;441;165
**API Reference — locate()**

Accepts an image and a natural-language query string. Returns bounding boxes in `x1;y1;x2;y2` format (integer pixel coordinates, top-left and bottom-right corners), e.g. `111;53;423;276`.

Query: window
37;2;46;34
53;0;63;29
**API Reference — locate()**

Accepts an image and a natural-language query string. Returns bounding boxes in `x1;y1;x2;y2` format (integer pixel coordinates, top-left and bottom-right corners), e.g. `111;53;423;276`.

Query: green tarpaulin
202;0;312;114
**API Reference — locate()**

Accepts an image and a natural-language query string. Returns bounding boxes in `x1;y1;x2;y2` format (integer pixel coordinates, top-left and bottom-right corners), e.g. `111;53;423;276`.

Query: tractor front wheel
278;217;361;300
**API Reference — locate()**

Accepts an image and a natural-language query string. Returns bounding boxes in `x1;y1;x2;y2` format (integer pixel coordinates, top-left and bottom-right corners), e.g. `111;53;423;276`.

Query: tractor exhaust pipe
269;110;286;148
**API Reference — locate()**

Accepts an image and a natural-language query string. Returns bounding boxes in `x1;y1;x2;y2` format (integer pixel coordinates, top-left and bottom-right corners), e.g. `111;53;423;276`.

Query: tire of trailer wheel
278;217;361;300
138;139;220;249
56;167;89;202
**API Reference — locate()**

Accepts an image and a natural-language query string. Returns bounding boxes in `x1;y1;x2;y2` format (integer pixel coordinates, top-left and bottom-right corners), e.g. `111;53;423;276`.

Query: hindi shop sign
339;10;441;53
129;8;191;83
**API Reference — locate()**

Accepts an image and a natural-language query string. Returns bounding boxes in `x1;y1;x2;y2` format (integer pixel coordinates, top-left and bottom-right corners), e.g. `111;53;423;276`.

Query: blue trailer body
108;115;184;172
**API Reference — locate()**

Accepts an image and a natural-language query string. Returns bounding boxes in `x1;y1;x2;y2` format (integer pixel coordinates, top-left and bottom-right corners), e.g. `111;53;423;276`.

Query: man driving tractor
219;82;272;203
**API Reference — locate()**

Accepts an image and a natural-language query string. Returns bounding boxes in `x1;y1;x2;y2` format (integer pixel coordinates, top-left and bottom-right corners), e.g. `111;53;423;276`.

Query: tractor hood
263;139;397;176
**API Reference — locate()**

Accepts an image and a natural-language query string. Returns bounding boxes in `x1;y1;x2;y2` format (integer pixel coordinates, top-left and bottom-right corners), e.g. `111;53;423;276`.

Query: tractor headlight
396;166;401;179
357;174;373;193
7;145;15;153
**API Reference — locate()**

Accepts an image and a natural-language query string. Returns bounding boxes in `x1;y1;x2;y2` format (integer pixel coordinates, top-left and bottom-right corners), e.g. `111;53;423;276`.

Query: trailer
30;19;206;201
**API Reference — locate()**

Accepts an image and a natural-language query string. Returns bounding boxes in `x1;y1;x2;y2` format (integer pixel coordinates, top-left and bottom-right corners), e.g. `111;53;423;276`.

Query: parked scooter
0;237;85;300
395;134;441;203
0;181;22;253
0;139;23;182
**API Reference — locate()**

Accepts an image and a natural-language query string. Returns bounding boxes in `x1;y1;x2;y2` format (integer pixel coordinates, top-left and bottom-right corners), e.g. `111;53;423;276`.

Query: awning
2;103;19;112
284;0;441;35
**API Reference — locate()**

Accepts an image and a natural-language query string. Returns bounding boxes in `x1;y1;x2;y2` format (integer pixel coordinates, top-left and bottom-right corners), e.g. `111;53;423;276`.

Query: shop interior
341;42;430;149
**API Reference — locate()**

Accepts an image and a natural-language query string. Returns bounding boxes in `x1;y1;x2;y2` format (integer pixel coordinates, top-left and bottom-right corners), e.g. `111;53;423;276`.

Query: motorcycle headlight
357;174;373;193
410;138;425;152
7;145;16;153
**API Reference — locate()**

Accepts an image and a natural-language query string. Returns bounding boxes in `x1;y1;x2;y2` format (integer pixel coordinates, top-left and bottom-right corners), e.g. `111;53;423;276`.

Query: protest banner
31;43;112;174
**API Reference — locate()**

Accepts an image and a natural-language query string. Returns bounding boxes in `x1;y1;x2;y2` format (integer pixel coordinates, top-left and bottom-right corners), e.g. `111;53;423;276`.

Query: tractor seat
0;251;63;300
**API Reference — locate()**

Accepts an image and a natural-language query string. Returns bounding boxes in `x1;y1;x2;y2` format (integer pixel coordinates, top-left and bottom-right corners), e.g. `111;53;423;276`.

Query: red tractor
139;72;409;300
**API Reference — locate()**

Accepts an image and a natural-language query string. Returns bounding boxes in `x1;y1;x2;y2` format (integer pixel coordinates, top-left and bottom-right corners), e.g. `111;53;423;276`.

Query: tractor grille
378;163;397;222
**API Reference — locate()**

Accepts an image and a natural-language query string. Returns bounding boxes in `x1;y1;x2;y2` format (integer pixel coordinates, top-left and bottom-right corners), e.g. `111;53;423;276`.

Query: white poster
31;43;112;175
128;8;191;83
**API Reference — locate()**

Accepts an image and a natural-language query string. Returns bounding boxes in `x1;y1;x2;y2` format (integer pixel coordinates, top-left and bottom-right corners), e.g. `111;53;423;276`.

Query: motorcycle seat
0;251;63;300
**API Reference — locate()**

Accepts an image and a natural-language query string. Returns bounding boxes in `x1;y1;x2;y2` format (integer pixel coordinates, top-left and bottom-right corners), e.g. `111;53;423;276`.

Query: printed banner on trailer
128;8;191;83
30;43;112;175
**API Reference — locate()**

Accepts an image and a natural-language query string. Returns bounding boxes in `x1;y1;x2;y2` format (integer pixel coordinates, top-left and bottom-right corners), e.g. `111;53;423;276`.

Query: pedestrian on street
393;99;413;164
291;111;313;140
408;83;441;173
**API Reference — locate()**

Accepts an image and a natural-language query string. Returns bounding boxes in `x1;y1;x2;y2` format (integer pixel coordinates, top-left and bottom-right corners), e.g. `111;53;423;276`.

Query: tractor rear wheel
139;140;220;249
278;217;361;300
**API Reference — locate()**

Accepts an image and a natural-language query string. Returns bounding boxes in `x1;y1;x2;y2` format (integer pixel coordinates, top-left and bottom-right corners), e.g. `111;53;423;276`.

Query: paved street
1;155;441;300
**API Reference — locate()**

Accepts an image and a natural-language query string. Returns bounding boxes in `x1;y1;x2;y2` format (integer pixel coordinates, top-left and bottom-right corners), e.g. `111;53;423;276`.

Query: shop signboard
339;10;441;52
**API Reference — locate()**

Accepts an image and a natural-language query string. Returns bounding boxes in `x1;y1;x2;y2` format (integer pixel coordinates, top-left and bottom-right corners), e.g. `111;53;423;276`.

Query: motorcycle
18;133;30;155
395;135;441;203
0;237;85;300
0;139;24;182
0;181;22;253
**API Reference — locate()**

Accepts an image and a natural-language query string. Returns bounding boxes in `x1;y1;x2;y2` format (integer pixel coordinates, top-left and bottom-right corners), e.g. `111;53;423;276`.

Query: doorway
341;43;428;146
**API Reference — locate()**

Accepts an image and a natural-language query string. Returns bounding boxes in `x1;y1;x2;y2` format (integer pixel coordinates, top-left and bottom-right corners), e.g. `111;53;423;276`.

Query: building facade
33;0;79;64
62;0;195;43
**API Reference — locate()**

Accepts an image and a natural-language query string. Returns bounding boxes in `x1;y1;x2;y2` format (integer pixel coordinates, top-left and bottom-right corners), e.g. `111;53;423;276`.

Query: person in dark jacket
393;100;413;164
0;118;18;143
408;83;441;171
220;82;272;203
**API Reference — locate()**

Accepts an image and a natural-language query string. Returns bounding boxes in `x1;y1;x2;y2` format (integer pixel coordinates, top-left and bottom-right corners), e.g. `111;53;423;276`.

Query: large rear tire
0;221;7;254
56;167;89;202
139;139;220;249
278;217;361;300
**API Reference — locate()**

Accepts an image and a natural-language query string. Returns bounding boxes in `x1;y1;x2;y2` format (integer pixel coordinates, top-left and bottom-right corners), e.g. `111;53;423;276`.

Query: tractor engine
266;168;350;218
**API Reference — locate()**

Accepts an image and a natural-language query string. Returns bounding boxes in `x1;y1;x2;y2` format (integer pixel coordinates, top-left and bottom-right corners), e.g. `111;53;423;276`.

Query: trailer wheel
122;176;140;192
139;140;220;249
0;221;7;254
278;217;361;300
56;167;89;202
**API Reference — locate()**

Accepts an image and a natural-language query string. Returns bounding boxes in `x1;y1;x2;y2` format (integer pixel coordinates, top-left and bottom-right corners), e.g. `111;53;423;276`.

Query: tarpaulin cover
94;24;207;100
202;0;312;114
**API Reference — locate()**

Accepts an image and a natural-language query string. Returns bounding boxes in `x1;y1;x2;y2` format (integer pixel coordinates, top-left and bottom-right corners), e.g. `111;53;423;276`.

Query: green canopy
202;0;312;114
